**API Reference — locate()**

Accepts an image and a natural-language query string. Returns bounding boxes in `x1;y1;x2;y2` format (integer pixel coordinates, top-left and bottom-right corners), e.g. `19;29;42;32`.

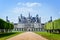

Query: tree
44;18;60;33
0;18;14;33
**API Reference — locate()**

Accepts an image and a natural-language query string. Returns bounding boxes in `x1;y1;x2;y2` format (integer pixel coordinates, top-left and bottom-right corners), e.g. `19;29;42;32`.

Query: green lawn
35;32;60;40
0;32;23;40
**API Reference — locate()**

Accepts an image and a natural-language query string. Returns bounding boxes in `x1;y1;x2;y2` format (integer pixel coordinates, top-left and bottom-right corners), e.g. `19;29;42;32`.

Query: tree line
44;19;60;33
0;18;14;33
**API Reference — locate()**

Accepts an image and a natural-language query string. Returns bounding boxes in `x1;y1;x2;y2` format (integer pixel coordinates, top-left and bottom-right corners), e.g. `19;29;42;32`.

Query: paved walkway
7;32;48;40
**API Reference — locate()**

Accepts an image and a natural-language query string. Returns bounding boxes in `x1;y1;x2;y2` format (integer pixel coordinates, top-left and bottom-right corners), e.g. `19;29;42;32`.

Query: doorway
27;28;32;31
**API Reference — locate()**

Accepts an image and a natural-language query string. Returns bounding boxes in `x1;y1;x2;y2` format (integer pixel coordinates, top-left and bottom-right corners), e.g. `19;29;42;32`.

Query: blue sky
0;0;60;23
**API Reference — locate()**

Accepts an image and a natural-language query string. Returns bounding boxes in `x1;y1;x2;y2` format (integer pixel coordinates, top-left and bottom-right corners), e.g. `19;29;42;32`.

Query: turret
18;16;21;23
50;16;52;22
20;14;23;19
36;14;39;23
28;12;31;19
48;16;52;22
39;17;41;23
6;16;10;22
36;14;38;18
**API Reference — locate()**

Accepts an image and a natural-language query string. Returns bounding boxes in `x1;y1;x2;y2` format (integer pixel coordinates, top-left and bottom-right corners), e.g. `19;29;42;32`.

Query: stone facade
14;23;44;31
13;13;44;31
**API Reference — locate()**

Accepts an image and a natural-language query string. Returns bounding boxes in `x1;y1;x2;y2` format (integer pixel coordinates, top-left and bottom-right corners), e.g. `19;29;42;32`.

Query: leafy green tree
44;18;60;33
0;18;14;33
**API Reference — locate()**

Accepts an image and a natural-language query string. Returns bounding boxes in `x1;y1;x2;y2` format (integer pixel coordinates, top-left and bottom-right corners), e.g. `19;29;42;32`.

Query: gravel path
7;32;48;40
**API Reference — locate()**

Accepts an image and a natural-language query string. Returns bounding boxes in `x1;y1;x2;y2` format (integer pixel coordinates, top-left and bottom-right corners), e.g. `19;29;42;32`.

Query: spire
6;16;8;20
29;12;30;18
18;16;21;23
39;17;41;23
36;14;38;22
50;16;52;22
36;14;38;18
6;16;9;22
48;16;52;22
20;14;22;18
28;12;31;19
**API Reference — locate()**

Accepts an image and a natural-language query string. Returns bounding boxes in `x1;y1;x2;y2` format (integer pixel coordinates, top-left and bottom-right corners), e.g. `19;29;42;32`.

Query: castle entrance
27;28;32;31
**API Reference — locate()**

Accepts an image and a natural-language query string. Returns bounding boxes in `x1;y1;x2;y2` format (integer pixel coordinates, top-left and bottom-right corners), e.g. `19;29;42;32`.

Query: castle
13;13;44;31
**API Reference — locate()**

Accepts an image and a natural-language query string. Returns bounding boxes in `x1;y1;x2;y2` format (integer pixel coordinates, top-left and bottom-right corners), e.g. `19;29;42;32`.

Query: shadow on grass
0;32;15;38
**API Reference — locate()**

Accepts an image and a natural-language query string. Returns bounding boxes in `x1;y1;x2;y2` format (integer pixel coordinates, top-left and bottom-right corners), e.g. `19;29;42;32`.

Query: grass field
0;32;60;40
35;32;60;40
0;32;23;40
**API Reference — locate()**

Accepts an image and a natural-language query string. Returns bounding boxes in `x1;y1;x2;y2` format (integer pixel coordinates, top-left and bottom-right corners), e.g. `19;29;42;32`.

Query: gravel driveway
7;32;48;40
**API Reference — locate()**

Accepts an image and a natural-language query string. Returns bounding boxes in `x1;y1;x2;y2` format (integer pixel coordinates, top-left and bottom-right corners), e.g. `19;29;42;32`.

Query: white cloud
12;7;39;14
9;2;56;23
17;2;42;7
10;2;42;16
25;2;41;7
